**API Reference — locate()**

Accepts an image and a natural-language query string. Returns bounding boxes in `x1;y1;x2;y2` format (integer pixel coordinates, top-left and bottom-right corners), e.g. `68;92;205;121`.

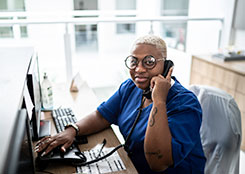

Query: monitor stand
39;120;51;139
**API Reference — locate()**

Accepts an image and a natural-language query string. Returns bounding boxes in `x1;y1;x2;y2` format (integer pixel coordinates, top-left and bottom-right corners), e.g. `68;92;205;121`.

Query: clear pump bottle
41;72;53;110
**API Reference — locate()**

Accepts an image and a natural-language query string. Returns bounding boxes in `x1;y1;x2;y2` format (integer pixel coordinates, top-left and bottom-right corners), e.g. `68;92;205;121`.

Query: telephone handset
142;60;174;100
162;60;174;78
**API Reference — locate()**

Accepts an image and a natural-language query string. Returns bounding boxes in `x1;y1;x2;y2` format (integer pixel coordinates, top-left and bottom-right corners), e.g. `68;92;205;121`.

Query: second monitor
27;52;50;140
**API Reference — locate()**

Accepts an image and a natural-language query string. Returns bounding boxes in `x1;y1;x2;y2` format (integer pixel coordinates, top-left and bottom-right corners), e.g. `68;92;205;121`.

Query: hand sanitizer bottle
41;72;53;110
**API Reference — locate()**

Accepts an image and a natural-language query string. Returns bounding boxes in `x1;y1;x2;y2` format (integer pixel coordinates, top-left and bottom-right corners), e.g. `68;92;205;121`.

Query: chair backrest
188;85;241;174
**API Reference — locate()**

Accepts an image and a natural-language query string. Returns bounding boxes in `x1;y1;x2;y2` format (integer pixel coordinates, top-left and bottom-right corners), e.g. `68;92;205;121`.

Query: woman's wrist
65;126;77;137
65;123;79;136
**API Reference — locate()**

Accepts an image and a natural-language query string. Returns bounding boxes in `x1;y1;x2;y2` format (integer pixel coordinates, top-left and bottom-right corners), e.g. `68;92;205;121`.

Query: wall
186;0;235;54
230;0;245;50
234;30;245;50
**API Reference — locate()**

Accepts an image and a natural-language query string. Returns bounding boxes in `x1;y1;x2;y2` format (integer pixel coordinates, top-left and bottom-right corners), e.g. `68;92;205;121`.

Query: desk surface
36;82;137;174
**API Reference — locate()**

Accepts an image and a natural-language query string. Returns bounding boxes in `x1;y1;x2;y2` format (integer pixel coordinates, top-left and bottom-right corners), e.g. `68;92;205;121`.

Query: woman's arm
144;101;173;171
76;110;111;136
144;68;174;172
35;110;110;155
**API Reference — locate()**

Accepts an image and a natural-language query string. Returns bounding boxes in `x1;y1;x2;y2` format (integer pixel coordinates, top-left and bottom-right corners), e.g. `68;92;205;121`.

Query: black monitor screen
27;53;42;140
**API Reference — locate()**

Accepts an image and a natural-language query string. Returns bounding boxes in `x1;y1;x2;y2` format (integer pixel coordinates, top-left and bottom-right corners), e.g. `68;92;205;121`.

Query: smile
135;76;149;83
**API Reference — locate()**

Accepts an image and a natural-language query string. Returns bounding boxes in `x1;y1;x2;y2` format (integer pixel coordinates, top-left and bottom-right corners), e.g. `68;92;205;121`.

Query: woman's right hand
35;110;111;156
34;127;77;156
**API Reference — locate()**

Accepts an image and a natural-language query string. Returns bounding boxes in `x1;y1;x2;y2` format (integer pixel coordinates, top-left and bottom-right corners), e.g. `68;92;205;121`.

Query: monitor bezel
27;52;42;141
3;108;35;174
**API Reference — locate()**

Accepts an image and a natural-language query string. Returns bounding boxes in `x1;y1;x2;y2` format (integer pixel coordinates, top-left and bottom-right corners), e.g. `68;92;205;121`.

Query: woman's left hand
150;67;173;102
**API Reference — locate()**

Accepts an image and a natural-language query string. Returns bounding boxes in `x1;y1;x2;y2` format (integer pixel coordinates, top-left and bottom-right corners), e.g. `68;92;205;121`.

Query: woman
35;35;206;174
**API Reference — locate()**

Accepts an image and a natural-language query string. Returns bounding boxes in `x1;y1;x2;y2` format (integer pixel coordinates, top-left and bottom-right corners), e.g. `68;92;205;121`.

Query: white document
77;147;126;174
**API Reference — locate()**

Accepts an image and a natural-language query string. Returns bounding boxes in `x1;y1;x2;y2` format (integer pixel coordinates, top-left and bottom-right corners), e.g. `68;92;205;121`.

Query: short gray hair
131;35;167;57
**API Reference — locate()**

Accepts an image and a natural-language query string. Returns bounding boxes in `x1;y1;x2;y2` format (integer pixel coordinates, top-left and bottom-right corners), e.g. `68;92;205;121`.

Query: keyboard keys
52;108;77;133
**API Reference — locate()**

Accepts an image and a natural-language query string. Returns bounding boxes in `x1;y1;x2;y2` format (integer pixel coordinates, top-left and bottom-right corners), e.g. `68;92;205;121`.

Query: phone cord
124;96;146;153
80;96;146;166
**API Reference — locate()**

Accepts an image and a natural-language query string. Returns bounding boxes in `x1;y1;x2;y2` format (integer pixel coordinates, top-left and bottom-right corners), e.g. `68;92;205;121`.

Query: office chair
188;85;242;174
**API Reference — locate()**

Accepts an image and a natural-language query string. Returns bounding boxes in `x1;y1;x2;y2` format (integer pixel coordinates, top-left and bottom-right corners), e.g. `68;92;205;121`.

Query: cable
79;95;146;166
80;144;123;166
124;96;146;153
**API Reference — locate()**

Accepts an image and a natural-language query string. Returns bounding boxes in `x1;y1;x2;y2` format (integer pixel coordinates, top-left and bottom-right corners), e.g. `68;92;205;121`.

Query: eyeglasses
124;55;165;70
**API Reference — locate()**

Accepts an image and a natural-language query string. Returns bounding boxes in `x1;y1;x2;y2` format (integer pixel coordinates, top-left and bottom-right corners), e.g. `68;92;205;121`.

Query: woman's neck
142;97;152;108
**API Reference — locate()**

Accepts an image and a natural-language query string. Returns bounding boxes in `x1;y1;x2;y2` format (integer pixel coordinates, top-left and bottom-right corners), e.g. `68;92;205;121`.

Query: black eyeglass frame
124;55;166;70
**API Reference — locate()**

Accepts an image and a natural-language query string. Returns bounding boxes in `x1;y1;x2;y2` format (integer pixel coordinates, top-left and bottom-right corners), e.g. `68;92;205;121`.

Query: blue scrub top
97;77;206;174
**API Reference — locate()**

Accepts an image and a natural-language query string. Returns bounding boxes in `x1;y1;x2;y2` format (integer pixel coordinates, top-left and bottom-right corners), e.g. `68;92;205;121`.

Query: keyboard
36;143;87;169
36;107;88;169
51;107;88;144
52;107;77;133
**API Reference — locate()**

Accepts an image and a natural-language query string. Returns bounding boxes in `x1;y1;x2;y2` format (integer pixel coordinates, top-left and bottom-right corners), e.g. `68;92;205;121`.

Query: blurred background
1;0;242;96
0;0;244;172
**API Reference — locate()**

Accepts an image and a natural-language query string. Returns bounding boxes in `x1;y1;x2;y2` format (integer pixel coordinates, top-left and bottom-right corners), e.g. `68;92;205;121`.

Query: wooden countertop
193;54;245;76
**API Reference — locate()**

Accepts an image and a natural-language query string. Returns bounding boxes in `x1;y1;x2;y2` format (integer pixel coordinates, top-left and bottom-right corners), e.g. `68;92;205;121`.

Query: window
161;0;189;51
0;0;26;38
73;0;98;52
0;26;13;38
75;24;98;52
161;0;189;16
116;16;135;34
74;0;98;10
116;0;136;34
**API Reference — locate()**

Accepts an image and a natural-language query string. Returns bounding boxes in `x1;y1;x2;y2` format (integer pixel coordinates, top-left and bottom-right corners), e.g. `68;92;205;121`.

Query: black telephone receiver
142;60;174;100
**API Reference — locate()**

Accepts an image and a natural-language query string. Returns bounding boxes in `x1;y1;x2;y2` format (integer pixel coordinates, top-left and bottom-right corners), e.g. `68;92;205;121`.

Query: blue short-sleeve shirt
97;77;206;174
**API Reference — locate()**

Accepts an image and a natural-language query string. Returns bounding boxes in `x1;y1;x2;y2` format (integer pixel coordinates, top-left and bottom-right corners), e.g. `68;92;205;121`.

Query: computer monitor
27;53;50;141
3;109;35;174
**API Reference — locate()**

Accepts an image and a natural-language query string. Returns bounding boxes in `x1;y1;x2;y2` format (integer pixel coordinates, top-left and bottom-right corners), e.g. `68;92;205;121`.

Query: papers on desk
76;147;126;174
